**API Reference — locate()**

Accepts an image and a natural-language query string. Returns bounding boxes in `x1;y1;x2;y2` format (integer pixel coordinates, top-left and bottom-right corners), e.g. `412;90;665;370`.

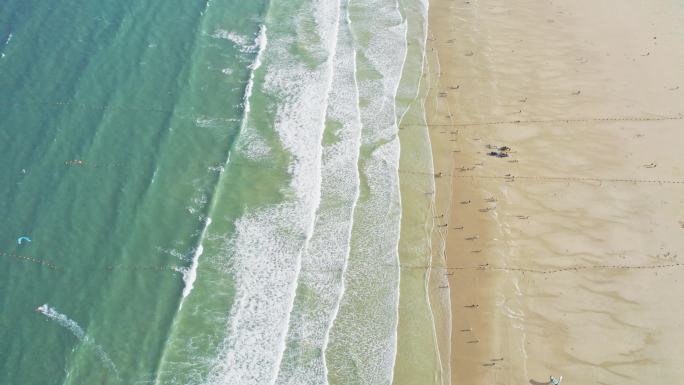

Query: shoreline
427;0;684;384
394;0;448;383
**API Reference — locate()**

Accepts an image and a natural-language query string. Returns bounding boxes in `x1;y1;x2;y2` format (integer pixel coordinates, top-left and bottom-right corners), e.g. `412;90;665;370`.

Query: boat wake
36;304;119;378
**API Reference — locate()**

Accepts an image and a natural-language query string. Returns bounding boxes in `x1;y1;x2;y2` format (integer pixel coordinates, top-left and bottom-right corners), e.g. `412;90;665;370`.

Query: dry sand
424;0;684;384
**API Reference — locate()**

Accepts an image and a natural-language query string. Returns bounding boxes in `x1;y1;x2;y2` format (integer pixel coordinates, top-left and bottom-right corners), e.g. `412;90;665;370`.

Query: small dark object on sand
487;151;509;158
498;146;511;152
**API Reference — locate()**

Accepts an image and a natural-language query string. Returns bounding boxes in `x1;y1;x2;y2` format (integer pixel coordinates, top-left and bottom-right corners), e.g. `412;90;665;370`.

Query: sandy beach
425;0;684;384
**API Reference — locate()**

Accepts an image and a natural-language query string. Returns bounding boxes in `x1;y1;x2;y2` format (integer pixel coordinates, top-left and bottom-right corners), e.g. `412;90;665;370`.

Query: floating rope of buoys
397;169;684;185
2;89;251;115
101;265;180;272
60;159;280;172
400;114;684;128
299;262;684;275
17;236;31;245
3;248;678;277
399;262;684;274
0;251;60;270
0;250;188;274
452;174;684;185
64;160;86;166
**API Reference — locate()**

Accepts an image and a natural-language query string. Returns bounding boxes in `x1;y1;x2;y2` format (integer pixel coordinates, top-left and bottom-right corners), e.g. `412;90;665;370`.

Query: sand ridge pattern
426;0;684;384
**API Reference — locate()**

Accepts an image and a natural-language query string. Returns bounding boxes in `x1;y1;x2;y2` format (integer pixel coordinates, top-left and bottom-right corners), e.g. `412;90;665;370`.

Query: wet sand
425;0;684;384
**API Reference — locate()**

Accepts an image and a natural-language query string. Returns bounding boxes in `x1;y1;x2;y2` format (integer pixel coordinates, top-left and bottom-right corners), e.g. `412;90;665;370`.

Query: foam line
244;25;268;117
177;24;267;306
320;2;362;381
272;1;363;383
324;0;408;383
271;0;343;381
178;218;211;307
202;1;343;383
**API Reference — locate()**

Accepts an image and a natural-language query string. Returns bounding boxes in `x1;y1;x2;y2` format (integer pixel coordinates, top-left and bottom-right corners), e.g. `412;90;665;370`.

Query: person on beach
550;375;563;384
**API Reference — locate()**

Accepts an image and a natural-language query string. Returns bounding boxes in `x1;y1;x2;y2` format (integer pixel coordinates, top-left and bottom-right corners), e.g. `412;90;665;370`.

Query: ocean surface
0;0;443;384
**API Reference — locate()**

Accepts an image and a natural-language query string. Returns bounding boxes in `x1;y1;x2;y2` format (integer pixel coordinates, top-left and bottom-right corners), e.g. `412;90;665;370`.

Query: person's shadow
529;380;550;385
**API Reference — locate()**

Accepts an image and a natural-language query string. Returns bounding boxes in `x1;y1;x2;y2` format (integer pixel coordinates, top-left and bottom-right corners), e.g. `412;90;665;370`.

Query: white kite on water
35;304;119;377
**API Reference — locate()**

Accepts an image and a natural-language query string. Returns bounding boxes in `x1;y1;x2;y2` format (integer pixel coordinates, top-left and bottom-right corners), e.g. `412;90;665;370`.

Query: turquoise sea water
0;0;442;384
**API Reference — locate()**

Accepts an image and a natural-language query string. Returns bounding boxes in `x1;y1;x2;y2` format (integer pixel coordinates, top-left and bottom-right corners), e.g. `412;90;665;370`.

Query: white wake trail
36;304;119;377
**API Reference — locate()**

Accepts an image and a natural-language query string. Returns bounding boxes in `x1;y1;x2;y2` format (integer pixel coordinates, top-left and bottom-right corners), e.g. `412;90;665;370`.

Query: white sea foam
273;1;362;384
179;217;211;306
194;116;242;128
157;247;185;260
244;26;267;114
180;245;202;300
231;26;269;163
1;32;11;58
175;25;267;308
235;126;271;160
212;30;248;49
203;1;342;384
212;29;262;54
194;117;219;128
36;304;119;376
324;0;408;384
